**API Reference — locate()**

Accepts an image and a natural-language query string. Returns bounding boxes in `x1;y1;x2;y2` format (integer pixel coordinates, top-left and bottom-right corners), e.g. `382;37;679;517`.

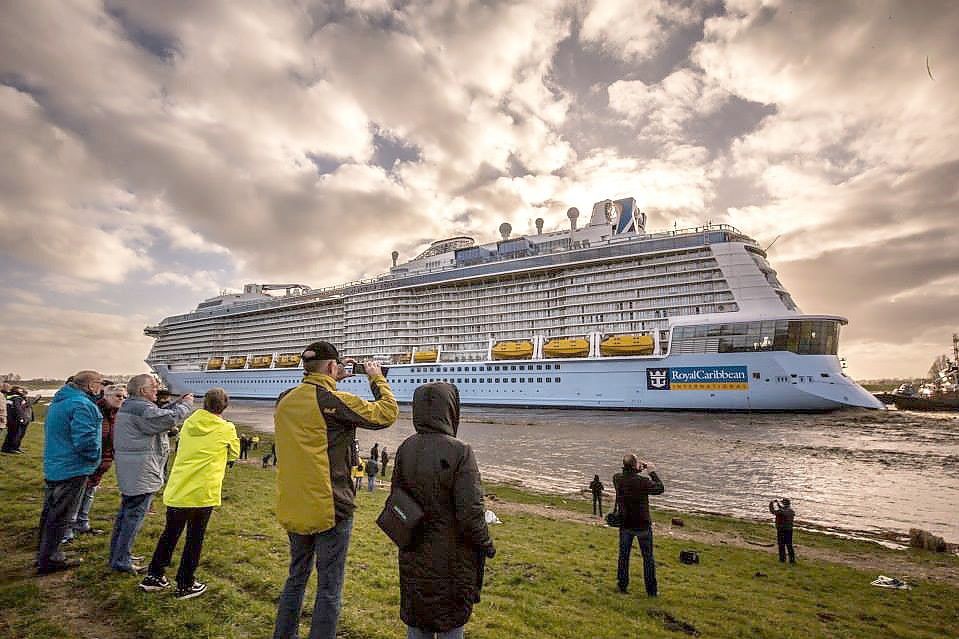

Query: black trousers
148;506;214;587
37;475;87;570
2;420;28;452
592;493;603;516
777;528;795;563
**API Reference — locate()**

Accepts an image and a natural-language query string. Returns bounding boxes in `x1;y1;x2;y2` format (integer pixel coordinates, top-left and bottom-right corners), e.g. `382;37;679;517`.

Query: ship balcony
144;325;165;337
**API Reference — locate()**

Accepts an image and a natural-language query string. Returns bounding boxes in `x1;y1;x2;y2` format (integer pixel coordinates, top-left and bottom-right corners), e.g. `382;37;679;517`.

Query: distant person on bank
65;385;126;540
353;458;365;492
589;474;605;517
380;447;389;477
393;382;495;639
612;454;664;596
371;442;379;464
3;385;39;454
139;388;240;600
273;341;398;639
365;455;379;491
36;371;106;574
0;380;9;433
769;498;796;563
110;374;193;574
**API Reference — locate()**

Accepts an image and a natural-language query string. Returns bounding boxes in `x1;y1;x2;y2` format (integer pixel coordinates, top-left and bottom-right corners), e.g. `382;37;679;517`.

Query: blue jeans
273;517;353;639
63;484;97;541
618;526;657;596
109;492;154;571
407;626;465;639
367;476;375;492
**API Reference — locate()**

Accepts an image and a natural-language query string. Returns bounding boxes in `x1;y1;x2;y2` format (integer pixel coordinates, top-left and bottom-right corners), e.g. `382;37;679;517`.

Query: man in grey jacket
109;374;192;573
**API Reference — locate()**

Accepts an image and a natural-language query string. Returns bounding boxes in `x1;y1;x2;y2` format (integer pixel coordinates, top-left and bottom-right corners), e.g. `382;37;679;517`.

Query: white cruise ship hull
153;352;882;411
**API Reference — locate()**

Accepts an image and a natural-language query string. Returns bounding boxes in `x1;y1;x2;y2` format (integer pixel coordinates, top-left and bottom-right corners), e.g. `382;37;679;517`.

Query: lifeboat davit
207;357;224;370
413;350;439;363
492;341;534;360
250;354;273;369
543;338;589;358
225;356;248;369
275;354;301;368
600;334;655;356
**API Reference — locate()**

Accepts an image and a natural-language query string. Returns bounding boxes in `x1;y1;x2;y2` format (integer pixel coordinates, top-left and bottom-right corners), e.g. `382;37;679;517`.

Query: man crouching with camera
272;341;398;639
612;453;664;597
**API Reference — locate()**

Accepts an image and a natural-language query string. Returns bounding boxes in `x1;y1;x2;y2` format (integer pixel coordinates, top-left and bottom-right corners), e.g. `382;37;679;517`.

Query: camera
343;362;366;376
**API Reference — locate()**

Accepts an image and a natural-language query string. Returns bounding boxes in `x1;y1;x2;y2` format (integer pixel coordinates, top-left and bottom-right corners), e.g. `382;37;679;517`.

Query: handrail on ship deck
156;223;753;325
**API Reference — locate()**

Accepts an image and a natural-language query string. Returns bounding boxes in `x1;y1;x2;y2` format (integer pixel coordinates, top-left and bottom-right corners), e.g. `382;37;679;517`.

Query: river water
227;402;959;544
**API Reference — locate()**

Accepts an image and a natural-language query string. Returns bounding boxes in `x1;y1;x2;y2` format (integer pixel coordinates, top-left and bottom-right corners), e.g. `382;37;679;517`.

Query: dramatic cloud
1;0;956;378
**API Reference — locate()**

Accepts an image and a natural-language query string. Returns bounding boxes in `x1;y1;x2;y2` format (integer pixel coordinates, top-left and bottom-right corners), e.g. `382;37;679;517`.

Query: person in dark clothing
239;434;249;460
589;474;605;517
371;442;379;463
2;386;36;453
392;382;494;639
612;453;664;596
769;498;796;563
365;456;379;491
380;448;389;477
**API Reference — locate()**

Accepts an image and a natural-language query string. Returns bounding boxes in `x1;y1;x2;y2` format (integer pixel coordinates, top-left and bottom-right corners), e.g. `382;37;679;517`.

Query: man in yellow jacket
138;387;240;600
273;341;398;639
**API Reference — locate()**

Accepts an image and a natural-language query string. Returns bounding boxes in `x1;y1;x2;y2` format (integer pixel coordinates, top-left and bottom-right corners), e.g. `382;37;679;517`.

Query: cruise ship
145;197;883;411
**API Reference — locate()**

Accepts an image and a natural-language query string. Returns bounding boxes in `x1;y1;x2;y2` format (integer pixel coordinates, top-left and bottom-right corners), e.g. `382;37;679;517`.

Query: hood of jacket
182;408;226;436
52;383;94;406
412;382;459;437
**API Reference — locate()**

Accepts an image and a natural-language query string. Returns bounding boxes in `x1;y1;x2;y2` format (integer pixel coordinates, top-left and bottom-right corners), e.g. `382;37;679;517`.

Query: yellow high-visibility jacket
275;372;398;534
163;409;240;508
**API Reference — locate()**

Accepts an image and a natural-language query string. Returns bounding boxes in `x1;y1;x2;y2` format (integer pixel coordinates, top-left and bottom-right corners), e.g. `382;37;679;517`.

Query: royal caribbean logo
647;366;749;391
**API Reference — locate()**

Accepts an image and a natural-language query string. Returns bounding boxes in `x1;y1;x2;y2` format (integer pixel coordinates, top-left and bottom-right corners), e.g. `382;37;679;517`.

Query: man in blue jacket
37;371;105;574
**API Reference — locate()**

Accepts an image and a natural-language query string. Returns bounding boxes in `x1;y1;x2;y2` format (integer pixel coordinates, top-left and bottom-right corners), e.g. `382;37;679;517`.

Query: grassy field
1;414;958;639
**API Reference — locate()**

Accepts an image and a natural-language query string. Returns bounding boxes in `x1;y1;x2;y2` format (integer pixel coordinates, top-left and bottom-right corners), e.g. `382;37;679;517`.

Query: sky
1;0;956;380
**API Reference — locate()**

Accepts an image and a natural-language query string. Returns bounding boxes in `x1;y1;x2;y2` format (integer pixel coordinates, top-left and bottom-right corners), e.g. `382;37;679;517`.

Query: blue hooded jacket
43;384;103;481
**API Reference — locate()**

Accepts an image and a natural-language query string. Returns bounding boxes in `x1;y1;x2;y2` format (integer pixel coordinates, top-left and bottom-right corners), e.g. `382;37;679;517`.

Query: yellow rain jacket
275;372;398;534
352;460;365;479
163;409;240;508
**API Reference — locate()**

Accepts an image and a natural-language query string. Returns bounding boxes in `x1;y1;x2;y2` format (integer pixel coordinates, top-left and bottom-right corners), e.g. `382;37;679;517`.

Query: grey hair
127;373;156;397
622;453;638;470
103;385;126;397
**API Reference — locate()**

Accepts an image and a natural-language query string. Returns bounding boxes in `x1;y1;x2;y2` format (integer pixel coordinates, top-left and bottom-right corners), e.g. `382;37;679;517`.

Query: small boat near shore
886;335;959;411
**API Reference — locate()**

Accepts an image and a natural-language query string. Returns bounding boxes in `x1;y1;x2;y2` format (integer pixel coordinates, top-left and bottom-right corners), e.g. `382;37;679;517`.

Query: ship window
520;378;526;383
510;365;516;370
536;365;542;370
537;378;543;383
554;364;561;371
555;377;561;383
545;364;552;370
457;379;462;383
472;379;477;383
546;377;552;382
494;366;500;371
752;372;760;380
457;367;462;372
495;378;500;383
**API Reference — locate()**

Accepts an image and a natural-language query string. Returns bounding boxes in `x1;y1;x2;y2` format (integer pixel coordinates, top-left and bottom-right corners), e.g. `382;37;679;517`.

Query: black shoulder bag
377;443;425;549
605;491;624;528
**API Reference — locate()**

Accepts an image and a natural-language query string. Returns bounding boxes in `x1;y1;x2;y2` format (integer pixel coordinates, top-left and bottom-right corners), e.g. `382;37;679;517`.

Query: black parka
393;383;492;633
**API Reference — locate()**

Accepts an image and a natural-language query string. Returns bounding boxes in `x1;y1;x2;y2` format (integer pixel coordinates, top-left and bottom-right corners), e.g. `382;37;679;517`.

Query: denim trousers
148;506;213;588
273;517;353;639
62;483;97;540
36;475;87;571
617;526;657;595
407;626;465;639
367;476;375;492
777;528;796;563
109;492;154;570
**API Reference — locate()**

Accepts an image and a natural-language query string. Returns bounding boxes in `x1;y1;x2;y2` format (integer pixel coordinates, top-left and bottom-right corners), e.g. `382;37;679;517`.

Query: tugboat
893;334;959;411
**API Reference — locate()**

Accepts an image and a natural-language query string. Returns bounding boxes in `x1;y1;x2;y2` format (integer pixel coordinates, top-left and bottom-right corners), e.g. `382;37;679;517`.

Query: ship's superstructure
145;197;882;410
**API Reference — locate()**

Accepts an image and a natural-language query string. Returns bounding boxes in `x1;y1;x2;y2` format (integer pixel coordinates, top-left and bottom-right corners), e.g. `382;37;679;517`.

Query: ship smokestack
391;250;399;267
566;207;579;231
499;222;512;240
535;217;544;234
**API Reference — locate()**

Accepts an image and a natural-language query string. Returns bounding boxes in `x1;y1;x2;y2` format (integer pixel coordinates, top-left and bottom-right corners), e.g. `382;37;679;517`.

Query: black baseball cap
301;341;340;362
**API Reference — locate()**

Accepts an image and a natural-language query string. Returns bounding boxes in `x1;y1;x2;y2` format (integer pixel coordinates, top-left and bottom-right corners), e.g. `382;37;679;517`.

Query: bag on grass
679;550;700;564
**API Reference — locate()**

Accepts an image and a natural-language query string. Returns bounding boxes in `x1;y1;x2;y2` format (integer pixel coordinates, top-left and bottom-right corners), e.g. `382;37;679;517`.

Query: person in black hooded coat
392;382;494;639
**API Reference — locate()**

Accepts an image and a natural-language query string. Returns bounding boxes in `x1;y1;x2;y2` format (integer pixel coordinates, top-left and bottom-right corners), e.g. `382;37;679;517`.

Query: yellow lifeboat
275;353;301;368
225;355;248;369
207;357;223;370
391;353;412;364
543;338;589;358
413;350;438;363
250;354;273;369
492;341;534;360
600;334;655;356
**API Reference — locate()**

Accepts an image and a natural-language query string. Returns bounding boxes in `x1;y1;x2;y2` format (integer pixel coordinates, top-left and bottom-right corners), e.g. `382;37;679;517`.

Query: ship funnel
391;250;399;267
535;217;544;234
499;222;512;240
566;207;579;231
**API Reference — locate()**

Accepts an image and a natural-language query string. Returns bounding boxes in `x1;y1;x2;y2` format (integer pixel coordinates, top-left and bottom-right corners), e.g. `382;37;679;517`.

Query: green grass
1;419;958;638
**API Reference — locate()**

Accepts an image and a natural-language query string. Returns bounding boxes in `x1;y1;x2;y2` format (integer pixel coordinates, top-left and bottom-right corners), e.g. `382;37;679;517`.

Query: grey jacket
113;397;191;496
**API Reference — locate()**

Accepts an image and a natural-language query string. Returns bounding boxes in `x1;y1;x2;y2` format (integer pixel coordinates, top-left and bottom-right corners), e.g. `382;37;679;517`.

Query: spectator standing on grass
272;341;397;639
365;455;379;492
252;435;260;450
393;382;495;639
140;388;240;600
2;386;37;454
352;458;365;492
0;381;9;434
613;453;664;597
110;374;192;574
371;442;379;464
769;498;796;564
589;474;605;517
36;371;105;574
65;385;125;539
380;447;389;477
